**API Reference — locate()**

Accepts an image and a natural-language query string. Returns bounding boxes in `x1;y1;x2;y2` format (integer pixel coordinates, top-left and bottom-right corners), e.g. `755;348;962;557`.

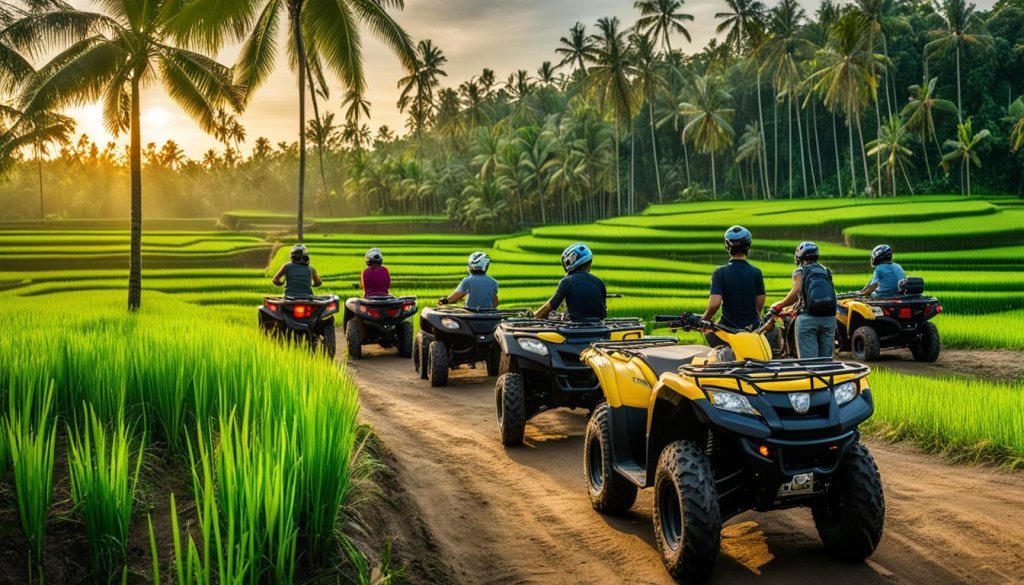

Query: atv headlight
833;381;858;405
871;306;884;317
441;317;460;330
705;389;760;416
517;337;549;356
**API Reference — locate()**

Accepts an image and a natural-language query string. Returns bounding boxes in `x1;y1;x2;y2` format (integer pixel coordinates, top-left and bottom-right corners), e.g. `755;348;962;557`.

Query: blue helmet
724;225;752;254
871;244;893;266
561;243;593;273
794;241;819;265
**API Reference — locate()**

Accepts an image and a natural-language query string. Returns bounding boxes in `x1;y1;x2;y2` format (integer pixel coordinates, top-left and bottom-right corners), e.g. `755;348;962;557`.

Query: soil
843;348;1024;382
349;349;1024;585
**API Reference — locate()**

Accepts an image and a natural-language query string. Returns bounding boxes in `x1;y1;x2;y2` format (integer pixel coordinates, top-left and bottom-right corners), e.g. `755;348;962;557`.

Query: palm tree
537;61;557;86
1007;97;1024;152
631;31;669;202
676;74;735;197
0;104;74;216
556;22;595;75
901;77;957;181
925;0;993;121
342;88;371;126
941;117;989;196
213;108;246;165
735;122;767;198
175;0;415;244
586;16;637;215
9;2;240;311
397;39;448;131
866;116;915;195
634;0;694;54
715;0;768;55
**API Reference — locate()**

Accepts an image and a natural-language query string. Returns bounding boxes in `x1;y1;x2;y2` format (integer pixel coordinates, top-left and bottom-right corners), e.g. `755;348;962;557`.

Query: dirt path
349;352;1024;585
853;348;1024;382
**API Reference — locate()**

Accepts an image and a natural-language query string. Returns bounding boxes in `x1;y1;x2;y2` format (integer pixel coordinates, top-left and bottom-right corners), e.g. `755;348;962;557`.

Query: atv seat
635;345;713;377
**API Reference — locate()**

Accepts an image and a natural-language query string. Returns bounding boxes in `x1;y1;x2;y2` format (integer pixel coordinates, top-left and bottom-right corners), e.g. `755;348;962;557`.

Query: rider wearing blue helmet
702;226;766;344
534;243;607;321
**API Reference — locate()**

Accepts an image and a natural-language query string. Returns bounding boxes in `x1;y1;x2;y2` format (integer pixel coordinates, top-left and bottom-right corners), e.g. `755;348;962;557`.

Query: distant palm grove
4;0;1024;234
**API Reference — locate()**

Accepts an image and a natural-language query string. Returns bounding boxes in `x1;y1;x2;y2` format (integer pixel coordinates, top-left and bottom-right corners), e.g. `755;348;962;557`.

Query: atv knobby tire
585;403;638;514
429;340;449;387
812;442;885;561
396;321;413;358
345;320;362;359
486;343;501;377
910;322;940;363
653;440;721;584
851;326;881;362
495;373;526;446
414;331;432;379
321;318;336;359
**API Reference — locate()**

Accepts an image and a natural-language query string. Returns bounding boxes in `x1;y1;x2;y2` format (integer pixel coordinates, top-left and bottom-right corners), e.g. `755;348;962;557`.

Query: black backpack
801;264;837;317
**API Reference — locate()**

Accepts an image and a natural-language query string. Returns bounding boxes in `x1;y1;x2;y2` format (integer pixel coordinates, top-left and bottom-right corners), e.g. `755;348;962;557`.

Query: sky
60;0;996;156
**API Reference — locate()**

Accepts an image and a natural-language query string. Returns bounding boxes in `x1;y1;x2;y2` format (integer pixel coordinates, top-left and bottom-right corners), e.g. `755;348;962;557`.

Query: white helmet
365;247;383;266
468;251;490;273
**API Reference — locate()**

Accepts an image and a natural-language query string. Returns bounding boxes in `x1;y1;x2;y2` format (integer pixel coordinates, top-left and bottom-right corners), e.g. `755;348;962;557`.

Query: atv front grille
779;444;842;474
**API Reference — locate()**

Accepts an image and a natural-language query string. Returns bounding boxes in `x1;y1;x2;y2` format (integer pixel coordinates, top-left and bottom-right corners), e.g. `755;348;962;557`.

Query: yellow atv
580;313;884;583
836;277;942;362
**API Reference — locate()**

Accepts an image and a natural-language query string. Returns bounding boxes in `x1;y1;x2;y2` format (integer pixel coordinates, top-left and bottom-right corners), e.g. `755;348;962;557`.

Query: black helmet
724;225;752;254
871;244;893;266
794;241;819;265
290;244;309;264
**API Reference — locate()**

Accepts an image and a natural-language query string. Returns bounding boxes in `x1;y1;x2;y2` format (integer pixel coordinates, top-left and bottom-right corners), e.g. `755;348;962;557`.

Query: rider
858;244;906;297
271;244;322;298
534;243;606;321
771;242;838;359
439;251;499;309
701;226;766;346
361;248;391;297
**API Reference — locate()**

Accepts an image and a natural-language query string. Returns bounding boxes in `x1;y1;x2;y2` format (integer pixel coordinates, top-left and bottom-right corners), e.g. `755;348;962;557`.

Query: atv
415;306;531;387
343;295;418;359
492;315;645;446
258;295;340;358
580;313;884;583
836;276;942;362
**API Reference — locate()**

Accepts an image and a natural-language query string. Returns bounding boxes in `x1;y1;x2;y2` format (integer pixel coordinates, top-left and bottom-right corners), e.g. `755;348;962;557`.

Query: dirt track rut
349;351;1024;584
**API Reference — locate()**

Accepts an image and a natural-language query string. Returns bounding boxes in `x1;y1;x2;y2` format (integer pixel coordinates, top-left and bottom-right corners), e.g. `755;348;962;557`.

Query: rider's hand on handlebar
437;296;450;306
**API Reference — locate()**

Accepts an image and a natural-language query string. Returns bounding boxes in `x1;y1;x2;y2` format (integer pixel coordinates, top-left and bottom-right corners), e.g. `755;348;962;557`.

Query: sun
144;107;171;132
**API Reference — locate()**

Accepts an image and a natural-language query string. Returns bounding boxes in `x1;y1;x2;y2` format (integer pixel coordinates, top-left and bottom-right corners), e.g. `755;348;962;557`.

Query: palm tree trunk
682;135;692;187
922;137;933;182
36;142;44;218
649;100;663;202
710;151;717;199
788;96;793;198
756;70;772;199
795;96;808;198
536;176;546;224
614;117;621;216
955;43;963;121
292;4;307;242
813;101;824;185
128;76;142;312
966;158;971;196
805;105;818;196
873;99;882;196
882;36;895;119
630;130;636;213
847;117;857;196
737;157;746;199
833;113;843;197
856;116;870;192
773;97;779;197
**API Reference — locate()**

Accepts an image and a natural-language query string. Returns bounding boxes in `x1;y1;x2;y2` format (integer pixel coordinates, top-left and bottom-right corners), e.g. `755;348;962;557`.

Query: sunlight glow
144;107;172;132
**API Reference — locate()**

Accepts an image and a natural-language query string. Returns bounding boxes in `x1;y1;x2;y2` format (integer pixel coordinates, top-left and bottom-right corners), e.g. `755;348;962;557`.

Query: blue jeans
796;314;836;359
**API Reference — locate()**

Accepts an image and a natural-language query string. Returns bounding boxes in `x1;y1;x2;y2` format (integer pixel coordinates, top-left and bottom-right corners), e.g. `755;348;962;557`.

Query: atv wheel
345;320;362;359
396;321;413;358
415;332;431;379
584;403;638;514
498;352;514;375
851;326;880;362
653;440;721;583
321;318;336;359
812;442;885;561
429;340;449;387
910;322;940;363
486;344;501;377
495;373;526;446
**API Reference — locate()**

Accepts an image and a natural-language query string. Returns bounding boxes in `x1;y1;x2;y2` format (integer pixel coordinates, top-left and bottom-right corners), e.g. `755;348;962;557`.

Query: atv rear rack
680;358;870;393
502;317;643;334
589;337;680;354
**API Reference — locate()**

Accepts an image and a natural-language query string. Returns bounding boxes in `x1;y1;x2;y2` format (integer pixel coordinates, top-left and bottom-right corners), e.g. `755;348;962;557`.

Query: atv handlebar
606;293;623;299
655;311;777;336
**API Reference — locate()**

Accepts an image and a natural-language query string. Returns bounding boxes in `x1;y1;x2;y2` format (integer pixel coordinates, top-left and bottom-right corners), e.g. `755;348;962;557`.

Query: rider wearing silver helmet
272;244;323;298
858;244;905;297
439;251;500;309
772;242;838;358
361;247;391;297
534;243;607;321
701;226;766;345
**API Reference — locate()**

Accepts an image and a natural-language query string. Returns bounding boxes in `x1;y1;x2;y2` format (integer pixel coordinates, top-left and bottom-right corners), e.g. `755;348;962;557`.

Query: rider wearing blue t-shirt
858;245;906;297
439;252;499;309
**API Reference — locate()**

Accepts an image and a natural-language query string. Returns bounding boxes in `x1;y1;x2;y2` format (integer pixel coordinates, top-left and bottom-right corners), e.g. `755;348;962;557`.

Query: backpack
801;264;837;317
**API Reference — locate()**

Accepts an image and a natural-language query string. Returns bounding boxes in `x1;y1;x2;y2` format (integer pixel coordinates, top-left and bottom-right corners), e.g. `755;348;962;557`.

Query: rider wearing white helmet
439;251;500;309
361;247;391;297
272;244;323;298
534;243;607;321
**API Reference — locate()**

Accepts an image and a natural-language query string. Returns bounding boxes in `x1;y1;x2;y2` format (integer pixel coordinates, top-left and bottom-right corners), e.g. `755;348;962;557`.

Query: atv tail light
758;445;771;458
293;305;312;318
936;304;942;314
899;308;912;319
265;302;279;313
367;308;380;318
386;308;400;317
402;303;415;312
326;302;337;313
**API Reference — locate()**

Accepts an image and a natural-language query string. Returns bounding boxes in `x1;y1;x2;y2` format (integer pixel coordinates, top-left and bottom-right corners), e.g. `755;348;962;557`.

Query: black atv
836;277;942;362
258;295;340;358
492;315;645;446
416;306;532;387
343;295;418;359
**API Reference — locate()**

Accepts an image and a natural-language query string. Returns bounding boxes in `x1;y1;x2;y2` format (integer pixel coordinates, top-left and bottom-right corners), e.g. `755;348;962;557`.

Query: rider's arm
701;295;722;321
272;265;286;286
534;302;553;319
441;290;467;304
755;294;766;314
536;279;567;318
860;282;879;295
772;271;803;311
312;268;323;287
493;294;499;308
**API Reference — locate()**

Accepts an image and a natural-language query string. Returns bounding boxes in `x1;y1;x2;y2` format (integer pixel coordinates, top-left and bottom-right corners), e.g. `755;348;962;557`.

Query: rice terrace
2;0;1024;584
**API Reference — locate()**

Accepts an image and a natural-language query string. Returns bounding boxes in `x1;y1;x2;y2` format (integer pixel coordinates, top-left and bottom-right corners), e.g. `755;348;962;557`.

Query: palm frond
1;10;116;58
303;0;363;92
347;0;416;71
159;45;243;111
19;36;124;114
232;0;281;100
156;49;227;133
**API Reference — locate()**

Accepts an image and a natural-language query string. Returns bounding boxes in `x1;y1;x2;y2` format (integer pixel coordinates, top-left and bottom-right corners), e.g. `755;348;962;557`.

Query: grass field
0;195;1022;580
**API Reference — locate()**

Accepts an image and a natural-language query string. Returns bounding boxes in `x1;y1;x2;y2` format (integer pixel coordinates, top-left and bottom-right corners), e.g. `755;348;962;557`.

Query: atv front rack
680;358;870;393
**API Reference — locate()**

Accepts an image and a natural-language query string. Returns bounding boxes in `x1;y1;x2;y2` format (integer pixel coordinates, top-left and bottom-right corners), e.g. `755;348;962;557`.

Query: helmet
365;247;383;266
561;243;593;273
468;251;490;273
794;241;819;265
871;244;893;266
290;244;309;264
723;225;752;254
